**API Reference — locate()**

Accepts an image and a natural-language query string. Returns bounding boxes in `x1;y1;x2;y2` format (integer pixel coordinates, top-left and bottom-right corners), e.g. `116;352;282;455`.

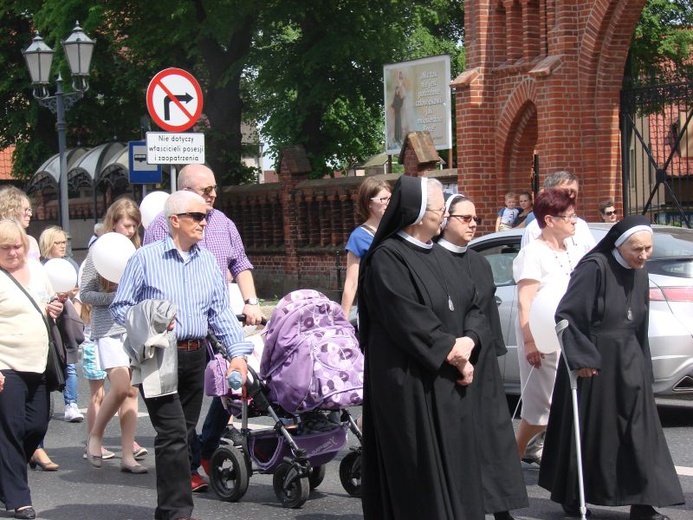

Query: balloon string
512;365;534;421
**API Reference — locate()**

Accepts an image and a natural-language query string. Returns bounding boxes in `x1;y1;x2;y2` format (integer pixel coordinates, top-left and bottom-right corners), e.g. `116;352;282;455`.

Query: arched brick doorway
454;0;647;229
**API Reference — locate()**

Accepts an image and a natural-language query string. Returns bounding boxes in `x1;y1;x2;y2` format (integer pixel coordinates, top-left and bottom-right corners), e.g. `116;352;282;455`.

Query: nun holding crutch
538;216;684;520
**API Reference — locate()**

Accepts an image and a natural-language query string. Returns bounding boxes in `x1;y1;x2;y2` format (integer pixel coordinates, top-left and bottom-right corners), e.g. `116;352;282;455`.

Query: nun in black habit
437;194;528;519
538;216;684;519
358;176;490;520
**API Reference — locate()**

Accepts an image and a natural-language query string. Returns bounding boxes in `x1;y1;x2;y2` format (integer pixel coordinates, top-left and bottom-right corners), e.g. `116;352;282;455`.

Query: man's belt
176;339;203;351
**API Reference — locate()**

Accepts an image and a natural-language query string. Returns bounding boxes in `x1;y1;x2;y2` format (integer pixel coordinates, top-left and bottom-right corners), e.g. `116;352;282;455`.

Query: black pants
143;347;206;520
0;370;49;511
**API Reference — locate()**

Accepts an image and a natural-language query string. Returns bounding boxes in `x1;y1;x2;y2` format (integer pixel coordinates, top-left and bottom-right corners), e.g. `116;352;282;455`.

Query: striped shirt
143;208;253;279
110;235;253;359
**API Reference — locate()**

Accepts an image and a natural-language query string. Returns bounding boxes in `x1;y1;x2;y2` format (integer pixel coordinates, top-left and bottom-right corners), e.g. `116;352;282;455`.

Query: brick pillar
279;146;311;282
400;131;441;177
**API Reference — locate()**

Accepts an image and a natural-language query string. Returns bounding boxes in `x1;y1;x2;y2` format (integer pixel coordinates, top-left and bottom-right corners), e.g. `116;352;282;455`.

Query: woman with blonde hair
340;176;391;321
0;188;58;471
0;219;64;519
0;186;40;260
82;198;147;473
39;226;83;424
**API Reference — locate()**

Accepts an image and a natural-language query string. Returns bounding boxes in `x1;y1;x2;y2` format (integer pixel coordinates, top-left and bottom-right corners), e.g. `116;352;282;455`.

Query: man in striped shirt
111;190;253;520
144;163;262;491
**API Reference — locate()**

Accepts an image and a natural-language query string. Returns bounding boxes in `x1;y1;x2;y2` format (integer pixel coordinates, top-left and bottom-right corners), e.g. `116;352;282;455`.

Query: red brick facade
455;0;647;232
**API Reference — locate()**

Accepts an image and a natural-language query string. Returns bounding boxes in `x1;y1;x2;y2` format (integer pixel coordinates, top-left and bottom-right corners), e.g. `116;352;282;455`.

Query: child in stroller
207;289;364;509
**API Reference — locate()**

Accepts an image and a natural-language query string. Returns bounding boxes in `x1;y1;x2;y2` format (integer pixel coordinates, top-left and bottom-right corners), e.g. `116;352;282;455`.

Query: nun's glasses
449;214;481;224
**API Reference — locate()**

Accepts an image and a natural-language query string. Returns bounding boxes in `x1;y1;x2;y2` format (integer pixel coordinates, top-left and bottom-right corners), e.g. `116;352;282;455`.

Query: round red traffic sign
146;68;204;132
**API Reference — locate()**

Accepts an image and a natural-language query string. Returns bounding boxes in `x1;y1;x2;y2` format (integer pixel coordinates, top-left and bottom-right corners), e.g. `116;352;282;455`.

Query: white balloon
91;232;136;284
44;258;77;293
139;191;170;229
529;280;569;354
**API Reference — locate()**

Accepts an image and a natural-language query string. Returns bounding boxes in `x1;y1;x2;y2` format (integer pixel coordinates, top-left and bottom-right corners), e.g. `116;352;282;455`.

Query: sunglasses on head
448;214;481;224
176;212;207;223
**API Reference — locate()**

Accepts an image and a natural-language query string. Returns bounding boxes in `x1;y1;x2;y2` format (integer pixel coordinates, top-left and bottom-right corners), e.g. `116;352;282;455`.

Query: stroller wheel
339;449;362;497
209;445;249;502
273;462;310;508
307;465;326;490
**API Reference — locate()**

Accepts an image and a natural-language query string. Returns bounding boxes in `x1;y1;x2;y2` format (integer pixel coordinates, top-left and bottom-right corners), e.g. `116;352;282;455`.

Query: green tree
629;0;693;77
249;0;465;176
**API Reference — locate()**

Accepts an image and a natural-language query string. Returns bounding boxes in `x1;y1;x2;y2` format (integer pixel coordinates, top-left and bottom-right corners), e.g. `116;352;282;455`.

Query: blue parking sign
129;141;162;184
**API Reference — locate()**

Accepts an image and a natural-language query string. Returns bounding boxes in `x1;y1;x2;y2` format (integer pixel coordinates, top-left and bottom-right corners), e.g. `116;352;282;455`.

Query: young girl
81;198;147;473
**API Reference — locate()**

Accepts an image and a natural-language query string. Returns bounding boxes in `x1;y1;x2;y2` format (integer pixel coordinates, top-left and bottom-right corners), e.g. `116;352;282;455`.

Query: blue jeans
191;396;230;472
63;363;78;405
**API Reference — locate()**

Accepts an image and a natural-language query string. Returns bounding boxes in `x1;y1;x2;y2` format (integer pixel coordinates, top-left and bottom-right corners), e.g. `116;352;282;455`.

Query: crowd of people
0;167;685;520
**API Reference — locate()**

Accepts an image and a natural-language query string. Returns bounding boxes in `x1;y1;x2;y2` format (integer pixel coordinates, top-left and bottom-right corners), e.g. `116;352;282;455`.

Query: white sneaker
64;403;84;423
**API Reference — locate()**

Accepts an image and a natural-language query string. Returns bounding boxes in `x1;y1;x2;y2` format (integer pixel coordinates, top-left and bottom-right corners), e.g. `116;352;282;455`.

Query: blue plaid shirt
110;235;253;359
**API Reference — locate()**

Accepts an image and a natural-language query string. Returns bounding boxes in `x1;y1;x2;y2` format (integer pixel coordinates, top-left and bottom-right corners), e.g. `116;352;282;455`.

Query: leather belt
177;339;203;351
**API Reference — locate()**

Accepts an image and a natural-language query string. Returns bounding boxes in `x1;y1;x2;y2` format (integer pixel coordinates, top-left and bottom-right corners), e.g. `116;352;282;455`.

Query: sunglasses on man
176;212;207;223
184;185;217;196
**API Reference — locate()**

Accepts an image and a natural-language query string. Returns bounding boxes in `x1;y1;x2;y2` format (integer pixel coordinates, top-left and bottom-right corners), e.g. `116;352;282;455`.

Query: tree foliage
629;0;693;77
1;0;690;187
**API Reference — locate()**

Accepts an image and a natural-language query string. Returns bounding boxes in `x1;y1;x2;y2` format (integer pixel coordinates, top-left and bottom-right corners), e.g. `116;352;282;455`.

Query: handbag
204;335;230;397
0;267;67;391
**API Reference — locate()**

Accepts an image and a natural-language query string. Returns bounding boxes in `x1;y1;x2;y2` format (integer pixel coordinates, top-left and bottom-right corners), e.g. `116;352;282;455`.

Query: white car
469;223;693;397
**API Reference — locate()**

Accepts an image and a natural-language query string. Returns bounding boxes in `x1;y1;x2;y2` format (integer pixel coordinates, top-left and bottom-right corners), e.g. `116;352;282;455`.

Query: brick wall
219;145;457;300
456;0;648;226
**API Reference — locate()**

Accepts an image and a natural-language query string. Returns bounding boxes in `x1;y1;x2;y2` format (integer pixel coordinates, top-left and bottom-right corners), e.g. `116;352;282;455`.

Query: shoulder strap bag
0;267;67;391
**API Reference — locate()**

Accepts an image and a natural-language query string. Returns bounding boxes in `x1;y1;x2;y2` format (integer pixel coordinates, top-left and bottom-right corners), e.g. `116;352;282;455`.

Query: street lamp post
22;22;95;248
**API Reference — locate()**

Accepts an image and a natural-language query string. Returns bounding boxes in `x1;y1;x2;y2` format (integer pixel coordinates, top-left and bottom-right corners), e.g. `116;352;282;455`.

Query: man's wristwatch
244;297;259;305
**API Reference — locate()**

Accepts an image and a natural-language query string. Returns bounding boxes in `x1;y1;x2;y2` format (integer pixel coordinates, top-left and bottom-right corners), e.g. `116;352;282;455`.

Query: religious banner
384;55;452;155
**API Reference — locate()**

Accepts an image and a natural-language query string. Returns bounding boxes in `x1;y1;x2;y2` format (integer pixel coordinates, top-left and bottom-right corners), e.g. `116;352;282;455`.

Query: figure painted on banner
340;176;391;323
437;194;528;520
358;175;490;519
539;216;684;519
389;70;408;148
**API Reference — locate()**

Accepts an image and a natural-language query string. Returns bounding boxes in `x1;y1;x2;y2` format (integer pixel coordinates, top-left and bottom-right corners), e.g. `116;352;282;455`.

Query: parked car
469;223;693;397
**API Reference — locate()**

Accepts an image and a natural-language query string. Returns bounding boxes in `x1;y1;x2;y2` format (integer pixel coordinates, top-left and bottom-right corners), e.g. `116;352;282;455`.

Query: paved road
21;382;693;520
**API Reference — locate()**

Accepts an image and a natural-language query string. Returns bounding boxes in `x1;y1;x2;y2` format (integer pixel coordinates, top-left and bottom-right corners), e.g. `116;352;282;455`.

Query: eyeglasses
370;196;391;204
448;214;481;224
185;185;217;196
604;210;617;216
176;212;207;223
426;206;446;216
553;213;579;223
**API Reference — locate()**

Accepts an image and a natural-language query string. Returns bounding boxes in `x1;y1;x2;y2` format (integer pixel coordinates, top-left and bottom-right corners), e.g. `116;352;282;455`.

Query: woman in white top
0;219;64;519
512;189;587;462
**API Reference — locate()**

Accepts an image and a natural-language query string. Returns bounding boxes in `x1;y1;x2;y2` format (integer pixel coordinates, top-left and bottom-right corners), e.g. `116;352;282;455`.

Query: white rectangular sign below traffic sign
146;132;205;164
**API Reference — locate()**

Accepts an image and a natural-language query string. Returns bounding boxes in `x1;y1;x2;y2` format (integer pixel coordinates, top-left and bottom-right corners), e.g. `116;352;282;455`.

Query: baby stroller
208;289;364;508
